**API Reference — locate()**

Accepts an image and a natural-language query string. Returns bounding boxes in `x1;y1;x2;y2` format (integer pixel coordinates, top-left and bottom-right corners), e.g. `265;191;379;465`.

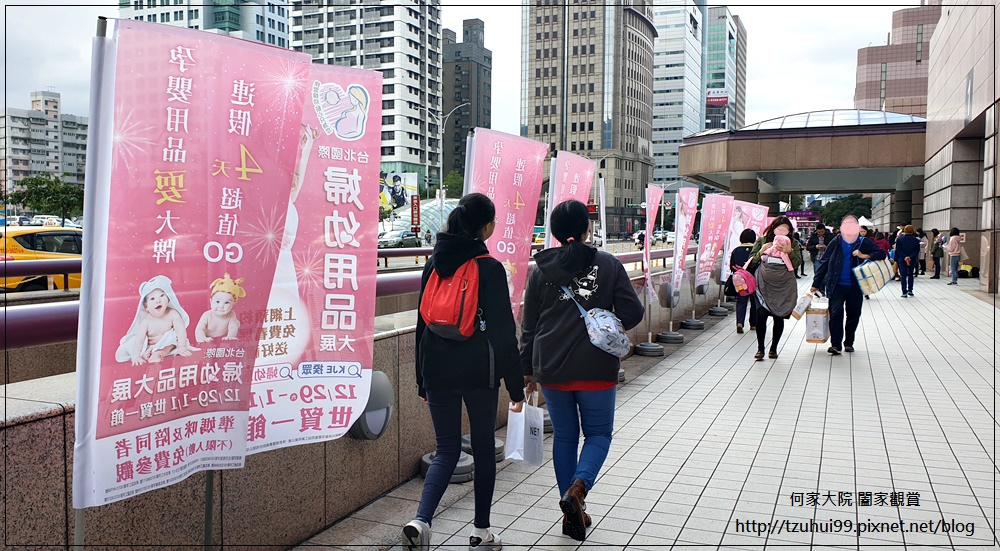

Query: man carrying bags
810;215;887;356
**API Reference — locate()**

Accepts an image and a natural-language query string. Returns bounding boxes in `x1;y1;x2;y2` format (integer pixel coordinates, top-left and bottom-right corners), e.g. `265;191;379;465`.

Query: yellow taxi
2;226;83;292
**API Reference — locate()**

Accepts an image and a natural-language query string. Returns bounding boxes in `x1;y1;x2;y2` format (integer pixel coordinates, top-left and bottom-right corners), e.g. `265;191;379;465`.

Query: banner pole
205;470;214;550
73;17;109;548
74;509;85;551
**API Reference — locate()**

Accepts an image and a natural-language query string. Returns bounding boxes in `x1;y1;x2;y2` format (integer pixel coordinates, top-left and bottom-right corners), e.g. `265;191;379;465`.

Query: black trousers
828;283;864;349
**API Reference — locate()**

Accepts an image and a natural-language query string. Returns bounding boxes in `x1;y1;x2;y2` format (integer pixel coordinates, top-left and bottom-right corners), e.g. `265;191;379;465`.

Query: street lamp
416;102;470;232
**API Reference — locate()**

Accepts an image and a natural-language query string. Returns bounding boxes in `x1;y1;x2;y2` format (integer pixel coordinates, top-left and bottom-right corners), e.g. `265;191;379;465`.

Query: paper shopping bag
504;394;544;466
791;292;813;320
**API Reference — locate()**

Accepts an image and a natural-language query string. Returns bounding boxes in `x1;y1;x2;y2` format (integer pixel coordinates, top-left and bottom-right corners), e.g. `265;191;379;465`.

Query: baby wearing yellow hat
195;273;246;342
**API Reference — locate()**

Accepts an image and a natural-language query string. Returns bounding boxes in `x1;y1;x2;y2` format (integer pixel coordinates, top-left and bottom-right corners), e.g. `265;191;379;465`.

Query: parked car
588;229;604;247
533;231;547;244
634;231;658;246
654;230;675;244
2;226;83;292
377;230;420;248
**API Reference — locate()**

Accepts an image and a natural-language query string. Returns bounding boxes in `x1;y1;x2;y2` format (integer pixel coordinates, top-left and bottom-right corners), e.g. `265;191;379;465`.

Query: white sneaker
403;519;431;551
469;532;503;550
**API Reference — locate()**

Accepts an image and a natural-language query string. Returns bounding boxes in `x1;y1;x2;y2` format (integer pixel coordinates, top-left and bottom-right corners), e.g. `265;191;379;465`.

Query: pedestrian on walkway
895;225;921;297
520;199;644;542
749;216;803;360
945;227;963;284
917;228;928;275
728;228;758;334
806;222;833;275
811;215;887;355
930;228;944;278
793;232;807;277
873;232;891;255
405;193;525;551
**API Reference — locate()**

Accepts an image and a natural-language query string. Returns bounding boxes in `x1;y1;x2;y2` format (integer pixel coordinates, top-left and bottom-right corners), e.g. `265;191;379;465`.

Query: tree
820;194;871;226
7;173;84;223
442;169;464;199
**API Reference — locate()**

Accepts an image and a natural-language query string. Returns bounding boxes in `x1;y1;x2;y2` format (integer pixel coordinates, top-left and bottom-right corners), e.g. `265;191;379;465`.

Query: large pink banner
465;128;548;318
694;195;735;288
246;64;382;454
722;201;770;279
545;151;595;248
643;185;664;302
667;188;700;304
76;20;309;506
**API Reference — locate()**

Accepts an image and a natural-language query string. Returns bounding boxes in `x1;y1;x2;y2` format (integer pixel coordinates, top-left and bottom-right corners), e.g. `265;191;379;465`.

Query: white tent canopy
858;216;873;227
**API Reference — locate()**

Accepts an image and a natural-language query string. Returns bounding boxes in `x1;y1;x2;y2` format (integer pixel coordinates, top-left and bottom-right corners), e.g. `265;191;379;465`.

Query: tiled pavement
298;276;997;550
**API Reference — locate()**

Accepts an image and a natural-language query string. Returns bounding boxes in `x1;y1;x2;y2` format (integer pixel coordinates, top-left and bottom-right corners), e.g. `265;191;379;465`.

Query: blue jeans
950;256;960;283
736;294;756;326
933;256;942;277
418;387;499;528
541;386;615;495
899;261;915;293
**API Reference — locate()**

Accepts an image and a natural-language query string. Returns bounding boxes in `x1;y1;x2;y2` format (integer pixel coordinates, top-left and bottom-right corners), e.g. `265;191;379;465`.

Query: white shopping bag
504;393;544;466
805;296;830;344
791;292;813;320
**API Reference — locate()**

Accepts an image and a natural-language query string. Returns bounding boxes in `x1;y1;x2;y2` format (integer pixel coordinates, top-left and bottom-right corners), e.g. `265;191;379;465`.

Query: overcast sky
3;1;910;132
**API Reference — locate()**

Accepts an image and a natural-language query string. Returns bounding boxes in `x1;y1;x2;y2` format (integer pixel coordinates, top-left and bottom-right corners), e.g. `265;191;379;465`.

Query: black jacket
894;234;921;263
415;233;524;402
812;236;888;296
519;246;644;385
806;231;835;260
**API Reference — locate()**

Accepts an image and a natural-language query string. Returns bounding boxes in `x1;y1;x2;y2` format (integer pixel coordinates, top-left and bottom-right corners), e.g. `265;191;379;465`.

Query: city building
292;1;443;188
703;6;746;130
442;19;492;183
854;0;941;116
922;0;998;292
650;2;705;187
520;0;657;235
119;0;290;48
856;1;941;233
1;91;88;196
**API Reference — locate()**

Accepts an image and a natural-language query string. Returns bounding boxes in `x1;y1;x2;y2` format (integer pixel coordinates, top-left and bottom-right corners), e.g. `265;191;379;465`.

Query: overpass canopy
679;109;927;194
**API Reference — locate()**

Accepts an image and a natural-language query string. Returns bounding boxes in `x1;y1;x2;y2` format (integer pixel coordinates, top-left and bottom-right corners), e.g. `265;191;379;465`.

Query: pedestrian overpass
678;109;926;228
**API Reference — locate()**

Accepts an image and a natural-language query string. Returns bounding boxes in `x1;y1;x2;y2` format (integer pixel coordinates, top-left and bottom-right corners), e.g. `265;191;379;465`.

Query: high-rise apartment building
704;7;747;130
651;2;705;186
292;1;443;185
521;0;657;235
854;0;941;116
1;91;88;194
119;0;290;48
442;19;492;180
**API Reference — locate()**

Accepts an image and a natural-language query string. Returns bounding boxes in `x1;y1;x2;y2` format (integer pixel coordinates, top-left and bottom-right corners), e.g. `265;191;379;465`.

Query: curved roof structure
689;109;926;138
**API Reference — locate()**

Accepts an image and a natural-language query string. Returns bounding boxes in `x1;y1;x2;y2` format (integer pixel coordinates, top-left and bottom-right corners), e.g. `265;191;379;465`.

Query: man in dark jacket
811;215;887;355
805;222;834;275
894;225;921;297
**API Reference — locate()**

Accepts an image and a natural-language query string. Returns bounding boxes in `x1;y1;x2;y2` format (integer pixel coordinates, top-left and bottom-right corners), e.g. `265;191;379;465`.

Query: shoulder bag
560;285;632;358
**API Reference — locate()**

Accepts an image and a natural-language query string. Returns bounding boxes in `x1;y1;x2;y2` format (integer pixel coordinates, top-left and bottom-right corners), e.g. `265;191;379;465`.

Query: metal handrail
2;246;690;350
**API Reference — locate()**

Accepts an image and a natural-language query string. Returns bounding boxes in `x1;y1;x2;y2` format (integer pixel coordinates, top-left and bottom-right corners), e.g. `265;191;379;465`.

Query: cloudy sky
3;1;908;133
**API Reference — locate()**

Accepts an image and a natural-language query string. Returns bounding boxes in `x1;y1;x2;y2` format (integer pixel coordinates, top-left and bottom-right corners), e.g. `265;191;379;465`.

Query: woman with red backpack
404;193;525;551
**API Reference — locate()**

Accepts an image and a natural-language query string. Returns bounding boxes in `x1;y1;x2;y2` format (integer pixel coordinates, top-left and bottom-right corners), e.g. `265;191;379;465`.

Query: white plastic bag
504;393;544;466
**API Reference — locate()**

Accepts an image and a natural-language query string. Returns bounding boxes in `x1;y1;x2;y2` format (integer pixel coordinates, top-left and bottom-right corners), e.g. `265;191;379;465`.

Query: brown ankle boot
561;513;592;531
559;479;589;541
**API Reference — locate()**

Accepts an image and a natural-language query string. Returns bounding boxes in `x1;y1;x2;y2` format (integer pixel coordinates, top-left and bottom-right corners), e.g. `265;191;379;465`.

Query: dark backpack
419;255;490;340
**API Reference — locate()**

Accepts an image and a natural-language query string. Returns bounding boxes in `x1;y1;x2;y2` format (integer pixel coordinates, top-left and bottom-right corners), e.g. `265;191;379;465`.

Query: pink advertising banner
464;128;549;318
666;187;700;305
722;201;770;280
643;185;664;302
246;63;382;454
694;195;735;288
545;151;595;248
74;20;311;507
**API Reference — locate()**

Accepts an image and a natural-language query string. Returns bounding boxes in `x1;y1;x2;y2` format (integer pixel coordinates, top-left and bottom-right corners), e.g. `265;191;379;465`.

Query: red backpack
419;255;491;340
